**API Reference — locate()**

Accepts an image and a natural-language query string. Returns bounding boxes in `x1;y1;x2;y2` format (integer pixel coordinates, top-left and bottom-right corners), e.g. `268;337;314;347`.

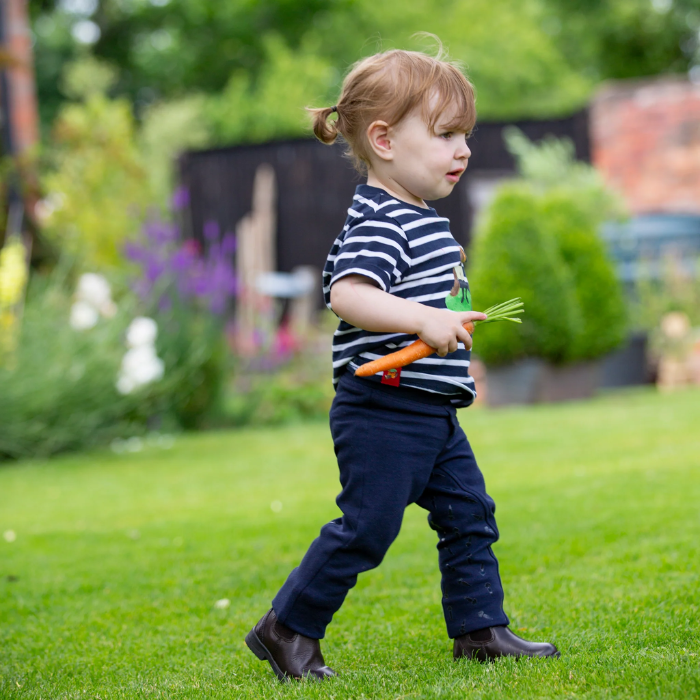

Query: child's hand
416;308;487;356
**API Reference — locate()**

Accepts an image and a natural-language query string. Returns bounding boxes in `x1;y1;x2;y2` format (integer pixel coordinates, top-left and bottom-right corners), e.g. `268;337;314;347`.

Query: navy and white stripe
324;184;476;408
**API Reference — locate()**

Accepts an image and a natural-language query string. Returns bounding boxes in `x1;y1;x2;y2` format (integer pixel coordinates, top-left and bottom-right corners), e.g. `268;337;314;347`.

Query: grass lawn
1;387;699;699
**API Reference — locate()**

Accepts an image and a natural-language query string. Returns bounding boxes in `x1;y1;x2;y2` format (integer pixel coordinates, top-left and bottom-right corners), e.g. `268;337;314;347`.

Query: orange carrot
353;298;524;378
354;322;474;377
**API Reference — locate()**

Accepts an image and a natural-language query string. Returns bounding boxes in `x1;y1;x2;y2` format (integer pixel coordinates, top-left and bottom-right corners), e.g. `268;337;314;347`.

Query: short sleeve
330;217;411;292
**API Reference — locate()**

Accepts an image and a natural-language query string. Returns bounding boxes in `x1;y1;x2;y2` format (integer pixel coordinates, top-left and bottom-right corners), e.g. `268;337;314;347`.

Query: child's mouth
446;168;464;183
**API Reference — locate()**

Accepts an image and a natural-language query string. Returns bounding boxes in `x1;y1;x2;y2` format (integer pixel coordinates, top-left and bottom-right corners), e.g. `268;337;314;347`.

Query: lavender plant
124;217;238;317
123;204;238;428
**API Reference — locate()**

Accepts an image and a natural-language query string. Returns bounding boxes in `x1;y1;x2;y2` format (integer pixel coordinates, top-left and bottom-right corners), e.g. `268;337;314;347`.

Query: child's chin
429;184;455;200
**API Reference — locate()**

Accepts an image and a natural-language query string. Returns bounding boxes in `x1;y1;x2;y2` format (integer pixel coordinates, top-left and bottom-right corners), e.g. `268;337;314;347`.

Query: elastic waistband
339;370;455;406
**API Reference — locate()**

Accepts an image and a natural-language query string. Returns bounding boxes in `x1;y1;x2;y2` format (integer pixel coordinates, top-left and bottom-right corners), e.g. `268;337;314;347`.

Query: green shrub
41;90;152;272
539;192;627;361
0;265;231;460
153;301;229;431
469;185;627;367
468;185;581;366
224;369;333;427
503;127;626;225
468;130;627;367
0;276;169;460
139;96;212;208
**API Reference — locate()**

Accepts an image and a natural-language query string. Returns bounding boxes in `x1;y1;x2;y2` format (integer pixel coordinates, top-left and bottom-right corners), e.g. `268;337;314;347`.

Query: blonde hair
308;44;476;172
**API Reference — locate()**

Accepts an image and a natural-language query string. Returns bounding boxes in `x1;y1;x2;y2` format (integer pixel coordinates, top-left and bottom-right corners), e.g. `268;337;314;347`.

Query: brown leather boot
245;609;337;682
454;625;560;662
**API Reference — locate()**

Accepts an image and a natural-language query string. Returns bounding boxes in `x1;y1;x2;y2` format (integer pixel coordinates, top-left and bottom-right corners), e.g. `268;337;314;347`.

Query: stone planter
485;358;602;407
600;332;653;388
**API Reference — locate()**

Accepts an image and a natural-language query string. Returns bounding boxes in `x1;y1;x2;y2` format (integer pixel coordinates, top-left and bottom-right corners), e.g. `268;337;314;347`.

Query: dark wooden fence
178;110;590;275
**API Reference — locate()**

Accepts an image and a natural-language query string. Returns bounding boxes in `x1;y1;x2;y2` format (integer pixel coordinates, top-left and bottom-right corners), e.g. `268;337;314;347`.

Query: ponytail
308;105;340;144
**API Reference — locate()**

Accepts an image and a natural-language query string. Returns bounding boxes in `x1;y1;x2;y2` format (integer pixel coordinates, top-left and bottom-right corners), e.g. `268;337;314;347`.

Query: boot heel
245;629;267;661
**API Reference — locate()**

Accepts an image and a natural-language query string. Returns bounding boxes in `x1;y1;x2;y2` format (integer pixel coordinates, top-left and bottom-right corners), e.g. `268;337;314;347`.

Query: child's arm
330;274;487;357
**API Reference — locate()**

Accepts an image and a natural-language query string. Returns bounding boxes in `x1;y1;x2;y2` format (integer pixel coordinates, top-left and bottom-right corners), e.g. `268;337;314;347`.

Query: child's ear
366;120;393;162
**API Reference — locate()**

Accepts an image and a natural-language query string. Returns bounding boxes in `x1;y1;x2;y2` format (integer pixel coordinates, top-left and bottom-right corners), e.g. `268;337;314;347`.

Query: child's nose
454;141;471;161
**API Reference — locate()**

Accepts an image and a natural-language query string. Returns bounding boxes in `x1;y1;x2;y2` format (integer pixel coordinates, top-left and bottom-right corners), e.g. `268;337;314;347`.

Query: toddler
245;45;559;681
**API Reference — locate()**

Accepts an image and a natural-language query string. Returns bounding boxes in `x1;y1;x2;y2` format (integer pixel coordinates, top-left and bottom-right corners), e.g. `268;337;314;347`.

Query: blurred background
1;0;700;460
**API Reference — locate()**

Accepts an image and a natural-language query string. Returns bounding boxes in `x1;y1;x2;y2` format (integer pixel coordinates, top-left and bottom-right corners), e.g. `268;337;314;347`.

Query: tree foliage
545;0;700;82
30;0;700;142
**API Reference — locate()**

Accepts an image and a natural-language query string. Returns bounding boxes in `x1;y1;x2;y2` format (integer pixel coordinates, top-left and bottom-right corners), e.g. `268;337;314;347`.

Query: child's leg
416;409;510;638
272;376;452;639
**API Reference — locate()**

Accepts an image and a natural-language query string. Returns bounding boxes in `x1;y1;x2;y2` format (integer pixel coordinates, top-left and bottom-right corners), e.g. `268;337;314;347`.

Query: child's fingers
436;338;453;356
458;311;487;323
457;326;473;350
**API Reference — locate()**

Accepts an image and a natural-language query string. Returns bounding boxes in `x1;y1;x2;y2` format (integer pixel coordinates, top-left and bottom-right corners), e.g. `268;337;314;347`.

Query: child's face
371;102;471;205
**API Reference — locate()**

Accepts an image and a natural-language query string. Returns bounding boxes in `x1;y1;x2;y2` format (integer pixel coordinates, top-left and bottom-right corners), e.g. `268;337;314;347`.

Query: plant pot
484;358;546;406
537;360;601;402
600;332;653;388
484;358;602;406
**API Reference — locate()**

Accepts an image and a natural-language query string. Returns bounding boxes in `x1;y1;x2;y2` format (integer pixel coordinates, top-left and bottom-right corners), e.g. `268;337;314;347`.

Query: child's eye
440;132;453;140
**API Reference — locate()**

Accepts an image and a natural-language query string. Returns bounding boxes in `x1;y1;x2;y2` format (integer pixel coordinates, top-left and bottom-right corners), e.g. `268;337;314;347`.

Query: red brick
591;77;700;215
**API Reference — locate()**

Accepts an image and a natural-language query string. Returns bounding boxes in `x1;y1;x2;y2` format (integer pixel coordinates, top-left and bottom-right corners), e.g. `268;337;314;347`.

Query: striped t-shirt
323;184;476;408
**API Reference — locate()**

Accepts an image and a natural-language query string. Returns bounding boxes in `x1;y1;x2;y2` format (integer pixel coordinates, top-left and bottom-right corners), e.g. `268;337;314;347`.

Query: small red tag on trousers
381;367;402;386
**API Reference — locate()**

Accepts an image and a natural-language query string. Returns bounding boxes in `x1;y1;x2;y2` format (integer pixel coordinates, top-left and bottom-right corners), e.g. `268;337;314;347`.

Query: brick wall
591;77;700;215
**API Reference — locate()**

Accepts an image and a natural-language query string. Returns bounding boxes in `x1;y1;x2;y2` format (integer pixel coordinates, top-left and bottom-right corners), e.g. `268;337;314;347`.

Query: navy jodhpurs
272;372;510;639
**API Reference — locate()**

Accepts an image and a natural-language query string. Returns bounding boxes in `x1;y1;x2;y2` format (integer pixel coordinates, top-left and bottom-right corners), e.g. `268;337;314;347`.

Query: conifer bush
468;186;626;367
468;185;581;366
539;192;627;361
468;131;627;368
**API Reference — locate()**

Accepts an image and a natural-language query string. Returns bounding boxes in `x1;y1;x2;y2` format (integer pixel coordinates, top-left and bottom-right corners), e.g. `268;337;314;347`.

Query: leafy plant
633;255;700;331
203;34;338;145
139;96;212;208
41;81;152;271
0;212;243;460
469;131;627;366
539;191;627;361
0;271;166;460
123;216;238;429
224;356;334;426
469;183;627;366
503;126;626;225
469;185;581;366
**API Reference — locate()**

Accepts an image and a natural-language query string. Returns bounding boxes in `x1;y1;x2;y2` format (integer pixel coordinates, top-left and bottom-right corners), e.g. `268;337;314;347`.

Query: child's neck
366;171;428;209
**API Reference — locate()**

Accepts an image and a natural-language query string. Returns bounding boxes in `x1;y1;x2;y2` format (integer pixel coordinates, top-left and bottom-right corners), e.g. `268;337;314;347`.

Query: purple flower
209;296;227;315
158;295;173;313
132;279;152;301
203;220;220;242
125;215;239;318
171;248;194;273
124;240;146;263
145;256;166;284
144;220;177;246
222;232;237;255
172;185;190;211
